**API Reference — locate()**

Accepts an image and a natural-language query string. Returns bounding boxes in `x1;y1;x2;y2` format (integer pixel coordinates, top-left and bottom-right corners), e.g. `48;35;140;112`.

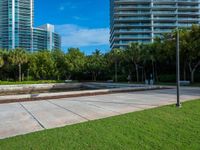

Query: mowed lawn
0;100;200;150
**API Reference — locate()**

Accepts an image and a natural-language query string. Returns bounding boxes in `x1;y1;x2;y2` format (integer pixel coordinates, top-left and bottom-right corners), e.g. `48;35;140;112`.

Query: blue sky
34;0;110;54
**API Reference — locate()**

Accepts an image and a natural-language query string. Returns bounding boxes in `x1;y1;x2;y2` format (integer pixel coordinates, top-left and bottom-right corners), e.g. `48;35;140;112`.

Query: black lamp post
176;29;181;108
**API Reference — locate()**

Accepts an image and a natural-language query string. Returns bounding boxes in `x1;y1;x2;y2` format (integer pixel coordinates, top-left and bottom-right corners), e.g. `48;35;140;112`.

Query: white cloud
55;24;109;48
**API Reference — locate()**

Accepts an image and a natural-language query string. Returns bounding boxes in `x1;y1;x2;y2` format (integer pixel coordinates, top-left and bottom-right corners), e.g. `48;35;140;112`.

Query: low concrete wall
0;82;158;94
0;83;83;93
84;82;148;88
0;86;166;104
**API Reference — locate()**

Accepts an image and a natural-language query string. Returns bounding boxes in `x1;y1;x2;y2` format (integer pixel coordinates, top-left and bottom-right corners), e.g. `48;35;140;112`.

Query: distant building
0;0;61;51
110;0;200;49
33;24;61;51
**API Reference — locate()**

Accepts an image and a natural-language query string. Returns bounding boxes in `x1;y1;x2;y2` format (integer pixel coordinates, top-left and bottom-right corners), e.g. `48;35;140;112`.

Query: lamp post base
176;103;182;108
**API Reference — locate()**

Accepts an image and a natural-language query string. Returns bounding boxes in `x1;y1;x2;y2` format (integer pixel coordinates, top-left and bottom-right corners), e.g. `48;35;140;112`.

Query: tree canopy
0;25;199;83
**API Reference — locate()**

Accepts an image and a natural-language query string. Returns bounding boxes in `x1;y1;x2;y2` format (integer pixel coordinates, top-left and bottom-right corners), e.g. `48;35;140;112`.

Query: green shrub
159;74;176;82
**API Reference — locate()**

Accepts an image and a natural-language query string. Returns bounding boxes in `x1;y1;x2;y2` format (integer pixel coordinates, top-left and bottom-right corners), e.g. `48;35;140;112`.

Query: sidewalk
0;87;199;139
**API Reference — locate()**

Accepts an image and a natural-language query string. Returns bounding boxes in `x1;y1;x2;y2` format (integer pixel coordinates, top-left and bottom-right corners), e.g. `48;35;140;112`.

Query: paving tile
0;87;199;139
50;100;119;120
85;101;150;114
21;101;87;129
0;103;43;139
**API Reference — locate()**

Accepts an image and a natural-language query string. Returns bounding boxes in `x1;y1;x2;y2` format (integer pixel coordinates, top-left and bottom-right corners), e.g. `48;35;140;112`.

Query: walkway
0;87;199;139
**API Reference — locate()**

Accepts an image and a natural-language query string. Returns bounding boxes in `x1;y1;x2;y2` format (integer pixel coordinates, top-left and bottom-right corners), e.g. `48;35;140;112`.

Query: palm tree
0;56;4;68
87;49;105;81
9;48;28;81
109;48;123;82
125;43;143;82
0;53;4;81
0;49;4;68
139;44;150;82
144;44;156;81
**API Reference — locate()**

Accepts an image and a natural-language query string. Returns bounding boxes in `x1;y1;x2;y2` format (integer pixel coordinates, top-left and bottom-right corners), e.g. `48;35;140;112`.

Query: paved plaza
0;87;199;139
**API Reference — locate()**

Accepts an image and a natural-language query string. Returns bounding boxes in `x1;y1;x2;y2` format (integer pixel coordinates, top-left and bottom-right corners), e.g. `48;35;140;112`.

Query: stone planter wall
0;83;83;93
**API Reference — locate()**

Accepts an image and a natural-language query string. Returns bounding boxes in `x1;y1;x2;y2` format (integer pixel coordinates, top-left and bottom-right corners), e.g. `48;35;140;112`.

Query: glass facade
0;0;61;51
110;0;200;49
33;25;61;51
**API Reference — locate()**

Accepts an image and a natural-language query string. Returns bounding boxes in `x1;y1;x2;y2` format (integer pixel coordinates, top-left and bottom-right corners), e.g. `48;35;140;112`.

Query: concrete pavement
0;87;199;139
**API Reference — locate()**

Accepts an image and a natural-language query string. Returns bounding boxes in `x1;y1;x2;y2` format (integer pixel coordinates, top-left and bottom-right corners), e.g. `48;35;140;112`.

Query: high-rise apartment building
110;0;200;49
33;24;61;51
0;0;61;51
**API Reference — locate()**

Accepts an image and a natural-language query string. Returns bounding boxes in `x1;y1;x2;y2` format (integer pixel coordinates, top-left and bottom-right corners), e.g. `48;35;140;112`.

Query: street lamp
167;28;181;107
176;29;181;108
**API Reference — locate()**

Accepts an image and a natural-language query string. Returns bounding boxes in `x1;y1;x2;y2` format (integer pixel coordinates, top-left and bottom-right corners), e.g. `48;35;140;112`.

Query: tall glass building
0;0;61;51
33;24;61;51
110;0;200;49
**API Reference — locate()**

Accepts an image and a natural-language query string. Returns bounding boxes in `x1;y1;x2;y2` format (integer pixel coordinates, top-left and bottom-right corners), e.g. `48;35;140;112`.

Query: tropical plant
125;43;143;82
8;48;28;81
0;56;4;68
0;49;5;68
29;50;56;80
186;25;200;83
86;50;105;81
108;48;123;82
51;49;68;80
65;48;86;79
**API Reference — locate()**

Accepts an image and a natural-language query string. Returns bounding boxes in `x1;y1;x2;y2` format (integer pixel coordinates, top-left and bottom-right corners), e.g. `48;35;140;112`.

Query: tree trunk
91;72;97;81
183;62;187;81
135;63;139;82
94;74;97;81
92;73;94;81
144;68;147;81
189;61;200;83
191;71;195;83
155;63;159;82
18;64;21;82
27;69;30;81
57;75;60;81
67;74;71;80
152;60;155;81
22;73;24;81
141;68;144;82
115;61;118;82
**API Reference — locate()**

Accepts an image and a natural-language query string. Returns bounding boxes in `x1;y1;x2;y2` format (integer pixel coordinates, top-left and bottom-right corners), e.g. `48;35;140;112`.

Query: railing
119;34;151;37
114;23;152;26
118;29;151;32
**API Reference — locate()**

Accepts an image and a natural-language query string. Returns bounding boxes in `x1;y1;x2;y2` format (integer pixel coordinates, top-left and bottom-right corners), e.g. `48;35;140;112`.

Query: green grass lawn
0;100;200;150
